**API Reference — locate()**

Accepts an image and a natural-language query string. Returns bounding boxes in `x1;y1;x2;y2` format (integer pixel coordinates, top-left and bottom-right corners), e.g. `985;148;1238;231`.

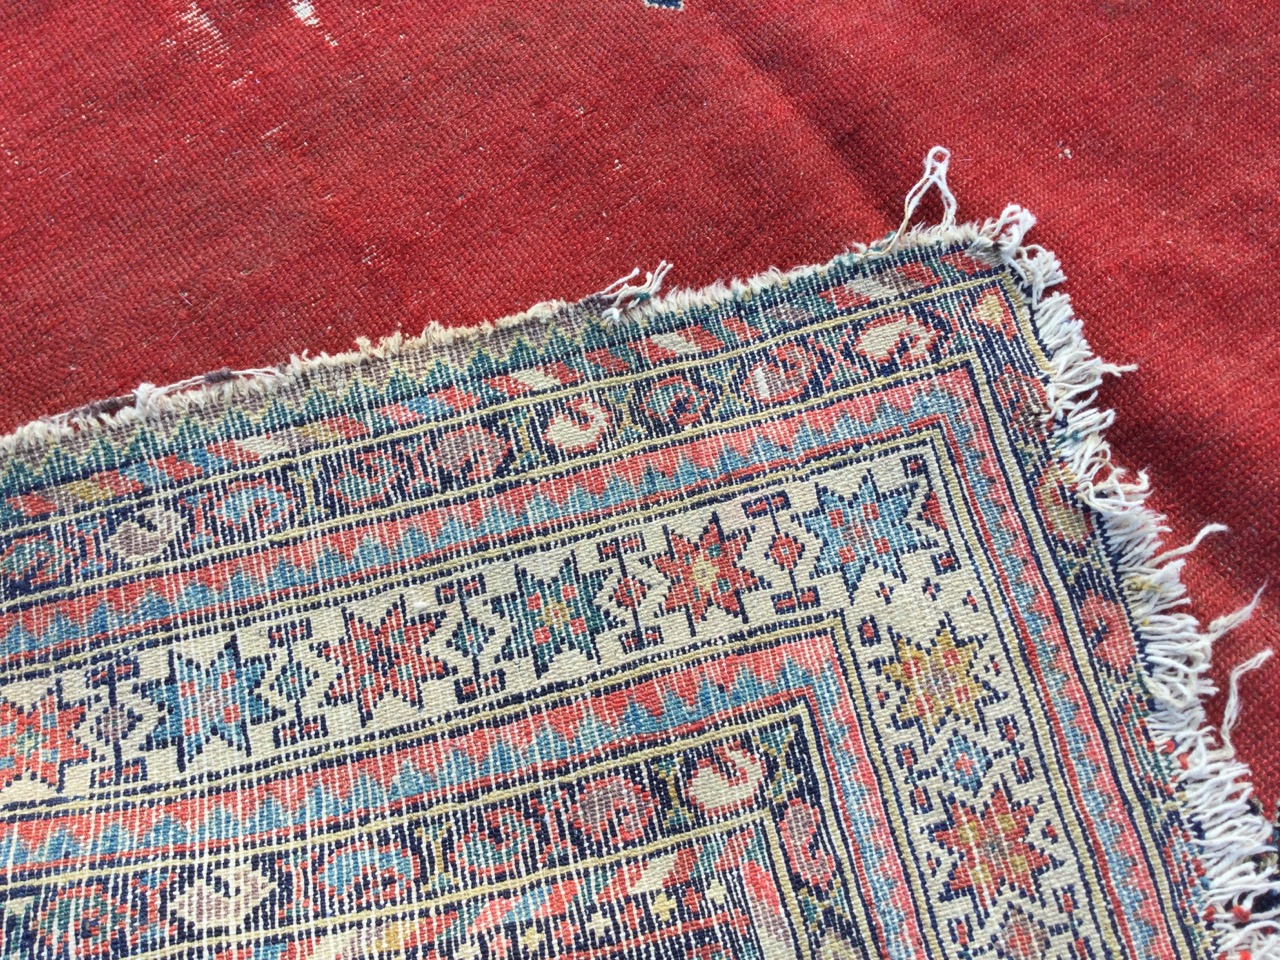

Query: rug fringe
3;153;1278;958
974;189;1280;959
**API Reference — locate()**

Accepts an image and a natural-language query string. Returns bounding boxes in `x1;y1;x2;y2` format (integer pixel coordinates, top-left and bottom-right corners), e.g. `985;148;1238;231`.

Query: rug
6;0;1279;826
0;155;1275;959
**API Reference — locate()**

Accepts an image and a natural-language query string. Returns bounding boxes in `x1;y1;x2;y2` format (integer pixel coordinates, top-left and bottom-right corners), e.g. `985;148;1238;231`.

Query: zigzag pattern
1;379;974;665
0;636;858;869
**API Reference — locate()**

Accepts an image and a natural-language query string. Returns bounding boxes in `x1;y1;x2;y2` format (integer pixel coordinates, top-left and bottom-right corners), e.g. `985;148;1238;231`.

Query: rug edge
1006;214;1280;959
0;212;995;461
3;162;1275;956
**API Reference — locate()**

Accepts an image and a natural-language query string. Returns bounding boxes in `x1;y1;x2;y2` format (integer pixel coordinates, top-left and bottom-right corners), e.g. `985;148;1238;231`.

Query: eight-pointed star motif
876;620;996;738
492;556;615;678
320;597;452;726
801;474;934;600
930;784;1053;909
652;513;763;628
143;639;280;771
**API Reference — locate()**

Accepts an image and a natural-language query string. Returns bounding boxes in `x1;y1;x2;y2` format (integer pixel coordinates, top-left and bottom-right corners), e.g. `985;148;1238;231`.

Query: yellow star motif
879;622;990;732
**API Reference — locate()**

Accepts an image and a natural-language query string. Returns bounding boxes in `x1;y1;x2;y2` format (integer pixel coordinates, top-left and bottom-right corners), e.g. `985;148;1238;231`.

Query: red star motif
931;786;1051;908
653;514;762;624
0;688;90;791
319;597;451;726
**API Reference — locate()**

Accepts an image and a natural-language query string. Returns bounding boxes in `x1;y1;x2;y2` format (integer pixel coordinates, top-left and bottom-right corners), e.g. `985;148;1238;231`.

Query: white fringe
994;204;1280;958
2;148;1276;957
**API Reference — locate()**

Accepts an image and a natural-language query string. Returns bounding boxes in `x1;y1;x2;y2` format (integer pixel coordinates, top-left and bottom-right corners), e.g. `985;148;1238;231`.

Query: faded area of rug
0;183;1276;958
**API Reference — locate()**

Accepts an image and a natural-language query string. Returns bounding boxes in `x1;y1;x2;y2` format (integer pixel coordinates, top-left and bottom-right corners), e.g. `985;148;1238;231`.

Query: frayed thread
1224;644;1273;754
2;150;1278;958
598;261;673;323
0;264;671;457
855;145;1280;958
887;145;957;251
993;177;1280;955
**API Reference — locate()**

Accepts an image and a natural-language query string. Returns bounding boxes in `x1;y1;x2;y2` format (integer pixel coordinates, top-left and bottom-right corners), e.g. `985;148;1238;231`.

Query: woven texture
0;227;1265;958
2;1;1276;812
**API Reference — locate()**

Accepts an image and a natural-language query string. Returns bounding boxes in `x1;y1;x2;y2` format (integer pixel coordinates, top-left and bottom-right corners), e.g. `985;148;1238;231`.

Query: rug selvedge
0;180;1276;959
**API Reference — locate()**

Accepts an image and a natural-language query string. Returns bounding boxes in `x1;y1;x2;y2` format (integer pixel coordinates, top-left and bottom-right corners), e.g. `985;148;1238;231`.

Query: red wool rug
2;1;1276;821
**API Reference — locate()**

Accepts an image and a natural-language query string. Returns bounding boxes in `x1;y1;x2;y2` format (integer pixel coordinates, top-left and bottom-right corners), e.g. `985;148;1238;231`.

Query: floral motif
876;621;994;737
995;905;1052;959
27;880;138;960
640;374;713;428
1034;463;1090;545
993;367;1049;438
544;397;613;454
328;445;428;510
744;342;824;404
142;639;279;771
849;312;940;366
779;799;837;891
445;805;547;884
191;477;300;544
570;775;655;847
1079;589;1137;676
492;555;615;677
1;532;68;593
682;743;765;817
433;424;511;483
311;836;420;913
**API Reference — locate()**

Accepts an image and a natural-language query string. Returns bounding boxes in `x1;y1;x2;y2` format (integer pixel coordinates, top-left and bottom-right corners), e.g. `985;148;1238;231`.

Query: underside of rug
0;163;1276;959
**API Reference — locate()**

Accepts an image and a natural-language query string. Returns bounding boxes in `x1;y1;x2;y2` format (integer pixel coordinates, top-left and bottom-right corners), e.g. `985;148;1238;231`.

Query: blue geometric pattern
801;474;934;599
492;556;616;677
142;639;279;770
0;235;1237;960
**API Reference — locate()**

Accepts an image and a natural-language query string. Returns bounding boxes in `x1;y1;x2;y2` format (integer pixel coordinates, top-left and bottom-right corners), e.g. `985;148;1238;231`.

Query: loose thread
600;261;672;322
887;146;956;251
1223;648;1273;753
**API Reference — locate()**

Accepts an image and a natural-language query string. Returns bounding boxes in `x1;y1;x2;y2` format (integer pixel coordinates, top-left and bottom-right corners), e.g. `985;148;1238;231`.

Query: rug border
983;205;1280;960
2;177;1276;957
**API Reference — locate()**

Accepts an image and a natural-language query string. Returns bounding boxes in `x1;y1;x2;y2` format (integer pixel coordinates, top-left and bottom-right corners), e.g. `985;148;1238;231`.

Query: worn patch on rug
1;152;1276;960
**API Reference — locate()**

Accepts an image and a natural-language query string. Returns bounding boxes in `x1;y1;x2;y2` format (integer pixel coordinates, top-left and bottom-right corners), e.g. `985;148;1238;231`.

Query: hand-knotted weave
1;161;1276;959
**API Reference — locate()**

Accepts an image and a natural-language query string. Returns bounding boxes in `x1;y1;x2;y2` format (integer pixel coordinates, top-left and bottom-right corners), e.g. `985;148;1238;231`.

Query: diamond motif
612;575;648;610
935;732;993;795
766;532;805;572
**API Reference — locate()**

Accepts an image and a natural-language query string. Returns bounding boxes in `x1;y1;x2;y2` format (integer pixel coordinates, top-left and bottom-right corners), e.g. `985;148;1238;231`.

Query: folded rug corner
1;152;1276;960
